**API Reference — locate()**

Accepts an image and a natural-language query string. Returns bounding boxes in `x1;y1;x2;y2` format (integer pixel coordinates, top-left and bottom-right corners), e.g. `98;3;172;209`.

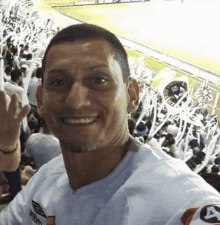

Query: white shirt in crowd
24;133;62;170
27;77;41;106
4;80;24;102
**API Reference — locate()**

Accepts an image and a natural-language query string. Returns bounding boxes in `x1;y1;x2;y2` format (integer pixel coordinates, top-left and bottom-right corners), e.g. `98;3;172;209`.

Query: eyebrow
46;69;66;74
85;64;108;70
46;65;108;74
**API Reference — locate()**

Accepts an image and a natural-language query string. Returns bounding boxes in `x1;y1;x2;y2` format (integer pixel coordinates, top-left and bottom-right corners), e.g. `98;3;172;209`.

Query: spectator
19;53;32;68
20;64;29;80
24;117;61;170
27;67;42;117
4;68;24;103
18;44;24;58
11;47;19;69
3;65;12;82
5;44;13;67
0;92;30;172
1;24;220;225
20;45;29;58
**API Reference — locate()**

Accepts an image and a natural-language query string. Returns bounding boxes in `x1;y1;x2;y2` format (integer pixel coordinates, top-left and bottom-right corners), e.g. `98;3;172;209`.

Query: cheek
104;94;128;127
40;94;60;121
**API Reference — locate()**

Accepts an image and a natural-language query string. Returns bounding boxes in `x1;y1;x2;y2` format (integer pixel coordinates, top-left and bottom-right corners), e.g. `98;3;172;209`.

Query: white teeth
63;118;96;124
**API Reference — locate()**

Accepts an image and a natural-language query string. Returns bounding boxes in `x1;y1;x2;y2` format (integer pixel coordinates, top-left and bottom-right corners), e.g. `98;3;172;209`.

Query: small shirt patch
32;200;47;218
182;205;220;225
200;205;220;223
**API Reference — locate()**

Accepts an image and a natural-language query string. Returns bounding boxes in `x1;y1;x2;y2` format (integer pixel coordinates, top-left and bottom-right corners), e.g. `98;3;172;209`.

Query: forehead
44;38;116;69
44;38;124;84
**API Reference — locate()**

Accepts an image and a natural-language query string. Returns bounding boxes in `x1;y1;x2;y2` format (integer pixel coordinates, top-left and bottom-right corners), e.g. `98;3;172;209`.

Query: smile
62;117;98;124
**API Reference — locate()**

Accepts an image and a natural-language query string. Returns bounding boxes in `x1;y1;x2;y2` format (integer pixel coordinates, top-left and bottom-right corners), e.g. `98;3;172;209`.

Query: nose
64;81;91;109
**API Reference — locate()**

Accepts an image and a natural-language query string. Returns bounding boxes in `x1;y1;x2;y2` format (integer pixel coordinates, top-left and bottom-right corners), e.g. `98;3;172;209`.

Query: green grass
54;4;220;76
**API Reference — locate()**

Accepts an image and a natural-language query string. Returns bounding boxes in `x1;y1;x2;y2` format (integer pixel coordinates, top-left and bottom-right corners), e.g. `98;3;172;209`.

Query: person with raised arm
0;91;30;172
1;24;220;225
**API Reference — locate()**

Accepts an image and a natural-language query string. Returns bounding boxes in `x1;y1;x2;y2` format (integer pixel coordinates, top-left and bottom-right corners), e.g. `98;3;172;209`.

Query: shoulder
122;138;220;224
38;154;65;173
0;155;66;223
26;133;42;144
3;81;10;87
25;154;65;191
28;133;59;144
129;136;180;165
129;139;216;191
128;137;220;191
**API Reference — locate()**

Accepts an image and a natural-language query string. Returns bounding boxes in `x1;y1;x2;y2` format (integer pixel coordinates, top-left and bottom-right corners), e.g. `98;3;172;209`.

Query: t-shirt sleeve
0;188;26;224
163;168;220;225
181;204;220;225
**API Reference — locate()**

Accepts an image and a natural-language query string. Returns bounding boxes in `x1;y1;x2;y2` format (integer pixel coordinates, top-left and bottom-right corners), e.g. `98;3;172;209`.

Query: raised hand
0;91;30;152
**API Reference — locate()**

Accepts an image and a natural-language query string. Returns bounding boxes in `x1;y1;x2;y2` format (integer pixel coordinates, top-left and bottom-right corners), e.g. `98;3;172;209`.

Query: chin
60;139;101;153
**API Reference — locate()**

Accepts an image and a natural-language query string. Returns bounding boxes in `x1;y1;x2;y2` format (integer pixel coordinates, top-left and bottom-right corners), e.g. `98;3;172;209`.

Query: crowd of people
0;0;60;203
0;0;220;224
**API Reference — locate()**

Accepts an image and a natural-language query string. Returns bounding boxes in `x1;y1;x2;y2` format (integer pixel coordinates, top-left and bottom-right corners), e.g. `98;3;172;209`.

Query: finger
8;93;18;118
0;91;7;113
16;104;30;123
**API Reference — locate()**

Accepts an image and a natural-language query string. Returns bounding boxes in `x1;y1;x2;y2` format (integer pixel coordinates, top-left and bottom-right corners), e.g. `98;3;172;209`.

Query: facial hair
60;140;101;153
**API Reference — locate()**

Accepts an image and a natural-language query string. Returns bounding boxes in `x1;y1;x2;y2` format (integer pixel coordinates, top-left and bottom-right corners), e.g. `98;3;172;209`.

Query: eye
48;79;67;88
91;76;107;85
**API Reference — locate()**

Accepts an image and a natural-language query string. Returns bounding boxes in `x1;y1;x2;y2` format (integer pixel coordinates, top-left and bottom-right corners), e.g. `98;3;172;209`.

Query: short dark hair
5;65;12;75
26;53;32;60
42;23;130;83
11;69;23;82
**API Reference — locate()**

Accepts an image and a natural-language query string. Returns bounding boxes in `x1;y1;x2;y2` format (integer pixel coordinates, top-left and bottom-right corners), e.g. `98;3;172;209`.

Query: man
4;69;24;103
3;65;12;82
19;53;33;68
0;92;30;206
0;92;28;172
24;117;61;170
1;24;220;224
27;67;42;117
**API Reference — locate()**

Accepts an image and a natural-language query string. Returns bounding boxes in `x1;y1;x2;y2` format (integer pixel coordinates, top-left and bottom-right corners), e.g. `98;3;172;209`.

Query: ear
126;78;139;113
36;85;44;116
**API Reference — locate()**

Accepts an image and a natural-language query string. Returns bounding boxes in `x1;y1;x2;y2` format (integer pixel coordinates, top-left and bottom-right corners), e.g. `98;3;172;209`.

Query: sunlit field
49;2;220;76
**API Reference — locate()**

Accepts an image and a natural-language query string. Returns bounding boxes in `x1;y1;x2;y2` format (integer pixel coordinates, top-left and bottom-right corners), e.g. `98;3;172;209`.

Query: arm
0;140;21;172
0;91;30;172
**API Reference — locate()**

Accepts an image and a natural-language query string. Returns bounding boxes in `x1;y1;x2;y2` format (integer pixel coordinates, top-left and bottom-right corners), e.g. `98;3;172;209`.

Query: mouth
61;116;99;125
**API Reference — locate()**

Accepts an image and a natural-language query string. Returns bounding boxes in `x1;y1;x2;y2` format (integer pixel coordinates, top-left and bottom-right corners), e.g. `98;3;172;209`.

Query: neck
62;135;131;191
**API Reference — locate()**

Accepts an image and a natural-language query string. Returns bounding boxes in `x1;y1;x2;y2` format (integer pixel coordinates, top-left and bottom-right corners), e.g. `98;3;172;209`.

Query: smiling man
36;27;139;191
1;24;220;225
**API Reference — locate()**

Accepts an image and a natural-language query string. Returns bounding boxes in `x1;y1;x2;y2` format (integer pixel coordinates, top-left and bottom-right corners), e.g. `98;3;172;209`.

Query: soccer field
52;2;220;76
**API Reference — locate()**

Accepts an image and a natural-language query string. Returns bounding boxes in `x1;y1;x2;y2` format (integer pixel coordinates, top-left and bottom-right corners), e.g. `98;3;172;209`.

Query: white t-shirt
13;55;20;69
1;137;220;224
27;77;41;106
4;81;24;102
24;133;62;170
3;72;11;82
20;58;32;68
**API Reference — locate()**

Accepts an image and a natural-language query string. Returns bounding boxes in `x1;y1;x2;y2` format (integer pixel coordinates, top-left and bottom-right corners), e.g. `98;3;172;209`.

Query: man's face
37;38;133;152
